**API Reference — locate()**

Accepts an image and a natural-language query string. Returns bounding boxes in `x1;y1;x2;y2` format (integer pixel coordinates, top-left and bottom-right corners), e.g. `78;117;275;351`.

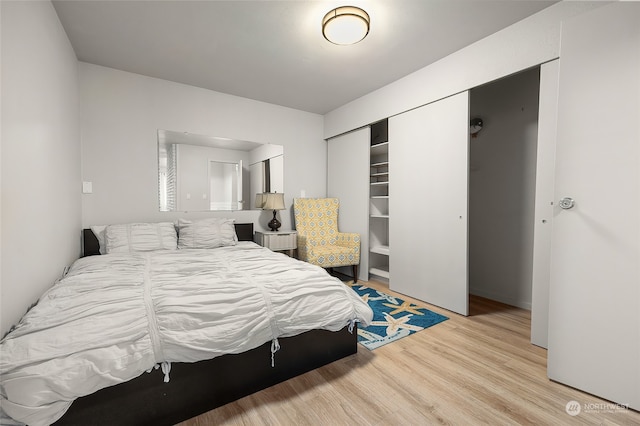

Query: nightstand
254;230;297;257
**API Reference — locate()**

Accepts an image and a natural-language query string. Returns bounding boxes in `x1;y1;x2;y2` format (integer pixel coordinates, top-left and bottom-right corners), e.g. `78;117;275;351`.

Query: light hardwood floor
178;279;640;426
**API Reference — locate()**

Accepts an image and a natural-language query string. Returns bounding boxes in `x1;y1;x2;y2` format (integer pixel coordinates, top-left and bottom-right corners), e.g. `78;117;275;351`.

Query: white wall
323;1;603;139
468;68;540;309
1;1;81;335
79;63;326;232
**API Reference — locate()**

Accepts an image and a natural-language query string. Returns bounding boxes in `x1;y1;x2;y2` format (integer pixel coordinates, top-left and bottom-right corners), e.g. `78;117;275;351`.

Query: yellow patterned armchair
293;198;360;282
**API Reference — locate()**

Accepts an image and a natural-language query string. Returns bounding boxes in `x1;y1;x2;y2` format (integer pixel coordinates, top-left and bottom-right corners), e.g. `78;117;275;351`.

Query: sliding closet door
530;59;559;349
547;3;639;409
389;92;469;316
327;127;370;282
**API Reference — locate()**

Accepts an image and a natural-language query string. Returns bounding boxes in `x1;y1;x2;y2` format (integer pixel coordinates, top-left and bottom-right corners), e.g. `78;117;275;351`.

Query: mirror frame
158;130;283;212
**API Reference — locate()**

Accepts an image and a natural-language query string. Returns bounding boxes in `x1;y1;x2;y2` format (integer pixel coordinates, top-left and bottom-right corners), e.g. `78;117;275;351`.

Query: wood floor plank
177;279;640;426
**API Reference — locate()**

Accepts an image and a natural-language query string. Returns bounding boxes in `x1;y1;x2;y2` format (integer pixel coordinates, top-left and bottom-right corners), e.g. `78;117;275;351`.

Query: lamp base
268;210;281;232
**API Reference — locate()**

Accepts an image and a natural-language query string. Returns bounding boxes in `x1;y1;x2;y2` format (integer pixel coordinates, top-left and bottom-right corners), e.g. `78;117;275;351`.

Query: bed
0;220;372;426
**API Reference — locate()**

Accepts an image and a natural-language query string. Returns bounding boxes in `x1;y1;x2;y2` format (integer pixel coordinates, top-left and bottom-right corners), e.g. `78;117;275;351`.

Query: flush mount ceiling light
322;6;370;45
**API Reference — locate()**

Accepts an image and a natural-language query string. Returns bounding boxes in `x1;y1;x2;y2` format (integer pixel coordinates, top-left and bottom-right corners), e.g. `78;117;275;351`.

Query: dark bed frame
54;224;357;425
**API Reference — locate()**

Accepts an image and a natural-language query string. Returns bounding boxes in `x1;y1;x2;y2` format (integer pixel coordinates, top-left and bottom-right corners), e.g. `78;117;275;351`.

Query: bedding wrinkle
0;242;372;426
142;254;166;366
241;270;281;367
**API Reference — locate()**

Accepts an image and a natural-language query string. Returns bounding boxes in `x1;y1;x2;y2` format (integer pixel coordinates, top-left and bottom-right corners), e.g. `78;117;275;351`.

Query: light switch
82;181;93;194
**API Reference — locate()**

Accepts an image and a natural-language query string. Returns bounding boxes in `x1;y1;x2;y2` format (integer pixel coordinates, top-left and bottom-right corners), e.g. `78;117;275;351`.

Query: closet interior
468;67;541;311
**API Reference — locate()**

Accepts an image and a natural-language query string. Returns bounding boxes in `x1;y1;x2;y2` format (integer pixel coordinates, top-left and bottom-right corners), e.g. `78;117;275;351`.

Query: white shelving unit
369;126;390;281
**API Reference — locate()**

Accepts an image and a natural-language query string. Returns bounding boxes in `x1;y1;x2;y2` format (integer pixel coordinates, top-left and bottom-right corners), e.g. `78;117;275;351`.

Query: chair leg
352;265;358;283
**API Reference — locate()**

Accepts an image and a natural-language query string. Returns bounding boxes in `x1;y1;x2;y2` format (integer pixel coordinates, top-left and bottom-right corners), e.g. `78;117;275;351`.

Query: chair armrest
297;234;323;261
335;232;360;250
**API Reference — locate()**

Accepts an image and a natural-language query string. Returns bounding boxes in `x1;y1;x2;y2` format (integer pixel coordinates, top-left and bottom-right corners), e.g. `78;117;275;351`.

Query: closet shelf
370;141;389;149
370;245;390;256
370;214;389;219
371;172;389;178
370;181;389;186
369;267;390;279
371;195;389;199
370;142;389;156
371;161;389;168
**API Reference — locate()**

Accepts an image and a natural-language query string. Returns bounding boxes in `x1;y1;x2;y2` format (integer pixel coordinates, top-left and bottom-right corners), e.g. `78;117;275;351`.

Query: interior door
547;3;640;410
389;92;469;316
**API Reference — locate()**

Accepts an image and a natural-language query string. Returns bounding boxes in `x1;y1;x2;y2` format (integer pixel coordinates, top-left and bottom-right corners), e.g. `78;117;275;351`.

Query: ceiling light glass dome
322;6;370;45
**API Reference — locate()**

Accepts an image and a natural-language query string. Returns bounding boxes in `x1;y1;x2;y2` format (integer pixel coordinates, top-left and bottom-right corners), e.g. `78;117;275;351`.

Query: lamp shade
322;6;370;45
261;192;285;210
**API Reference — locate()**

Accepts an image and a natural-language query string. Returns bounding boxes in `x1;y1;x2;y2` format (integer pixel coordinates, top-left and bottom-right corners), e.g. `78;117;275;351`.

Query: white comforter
0;242;372;426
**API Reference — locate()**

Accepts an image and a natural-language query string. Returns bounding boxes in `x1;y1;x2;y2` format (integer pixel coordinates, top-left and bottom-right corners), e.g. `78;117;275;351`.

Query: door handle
559;197;575;210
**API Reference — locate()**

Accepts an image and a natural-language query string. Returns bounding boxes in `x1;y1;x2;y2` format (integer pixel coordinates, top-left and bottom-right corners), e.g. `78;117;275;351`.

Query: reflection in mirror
158;130;283;212
209;160;242;210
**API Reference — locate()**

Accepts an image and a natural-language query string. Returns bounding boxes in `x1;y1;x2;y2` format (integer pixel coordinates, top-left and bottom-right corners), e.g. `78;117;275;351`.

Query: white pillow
177;218;237;249
105;222;178;254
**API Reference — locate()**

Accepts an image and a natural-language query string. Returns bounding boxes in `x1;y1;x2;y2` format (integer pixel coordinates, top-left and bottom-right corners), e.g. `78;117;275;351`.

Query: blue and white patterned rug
347;282;449;350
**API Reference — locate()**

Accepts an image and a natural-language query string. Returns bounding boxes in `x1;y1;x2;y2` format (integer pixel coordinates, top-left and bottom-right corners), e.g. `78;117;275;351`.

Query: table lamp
257;192;285;231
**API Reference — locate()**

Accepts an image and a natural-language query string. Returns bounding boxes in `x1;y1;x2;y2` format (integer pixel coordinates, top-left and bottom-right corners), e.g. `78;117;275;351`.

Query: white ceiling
52;0;557;115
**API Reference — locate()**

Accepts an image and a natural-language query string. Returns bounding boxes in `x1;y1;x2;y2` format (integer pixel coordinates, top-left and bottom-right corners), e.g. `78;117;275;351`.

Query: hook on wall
470;117;483;138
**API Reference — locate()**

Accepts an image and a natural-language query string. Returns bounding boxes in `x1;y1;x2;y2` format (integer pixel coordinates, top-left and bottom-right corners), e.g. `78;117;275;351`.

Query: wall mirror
158;130;284;211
